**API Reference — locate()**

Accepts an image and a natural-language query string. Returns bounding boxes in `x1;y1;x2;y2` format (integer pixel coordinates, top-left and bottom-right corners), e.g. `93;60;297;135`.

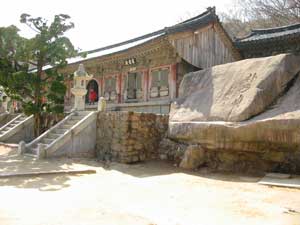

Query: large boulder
169;54;300;173
179;145;205;170
170;54;300;122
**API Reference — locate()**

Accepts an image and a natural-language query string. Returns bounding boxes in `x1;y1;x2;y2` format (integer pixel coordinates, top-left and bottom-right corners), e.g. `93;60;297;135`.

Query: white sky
0;0;234;52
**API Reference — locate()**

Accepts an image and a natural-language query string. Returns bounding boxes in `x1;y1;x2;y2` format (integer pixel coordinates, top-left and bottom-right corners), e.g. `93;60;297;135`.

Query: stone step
53;128;68;134
48;133;61;139
16;117;25;121
30;143;49;153
0;116;30;136
71;115;85;120
0;115;33;151
24;147;37;155
76;111;90;116
60;124;73;129
24;153;37;158
65;120;80;125
41;138;55;145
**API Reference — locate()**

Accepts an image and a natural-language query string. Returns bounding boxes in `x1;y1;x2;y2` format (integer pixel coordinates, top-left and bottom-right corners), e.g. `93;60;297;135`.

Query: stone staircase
0;114;34;143
21;111;97;158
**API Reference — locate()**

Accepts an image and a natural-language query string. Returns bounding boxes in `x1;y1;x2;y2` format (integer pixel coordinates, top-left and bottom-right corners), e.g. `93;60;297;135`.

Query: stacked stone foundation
96;111;168;163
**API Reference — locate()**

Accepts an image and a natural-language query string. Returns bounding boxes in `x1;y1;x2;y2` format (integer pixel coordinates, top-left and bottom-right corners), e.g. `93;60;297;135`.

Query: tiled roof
165;6;218;34
34;7;219;71
83;7;218;58
69;7;218;64
235;23;300;46
67;33;165;65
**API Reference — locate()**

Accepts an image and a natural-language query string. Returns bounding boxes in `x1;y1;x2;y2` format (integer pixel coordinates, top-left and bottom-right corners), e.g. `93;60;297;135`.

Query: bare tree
220;0;300;38
240;0;300;26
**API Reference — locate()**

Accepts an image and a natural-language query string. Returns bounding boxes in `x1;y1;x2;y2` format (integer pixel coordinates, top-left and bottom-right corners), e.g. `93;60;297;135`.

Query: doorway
86;79;99;103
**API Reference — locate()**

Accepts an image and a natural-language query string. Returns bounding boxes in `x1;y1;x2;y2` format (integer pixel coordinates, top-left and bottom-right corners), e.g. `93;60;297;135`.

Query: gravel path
0;147;299;225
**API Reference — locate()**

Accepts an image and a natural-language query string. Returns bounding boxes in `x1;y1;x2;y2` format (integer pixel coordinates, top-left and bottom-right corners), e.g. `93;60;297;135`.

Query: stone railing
46;111;97;157
0;114;34;143
25;112;76;151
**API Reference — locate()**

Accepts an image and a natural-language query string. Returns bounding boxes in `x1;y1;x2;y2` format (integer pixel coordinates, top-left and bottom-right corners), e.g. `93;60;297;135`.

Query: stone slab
265;173;291;179
239;176;261;182
258;176;300;189
0;169;96;178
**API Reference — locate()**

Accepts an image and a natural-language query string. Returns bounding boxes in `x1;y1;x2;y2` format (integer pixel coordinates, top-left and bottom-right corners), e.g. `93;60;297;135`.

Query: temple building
235;23;300;58
62;7;241;114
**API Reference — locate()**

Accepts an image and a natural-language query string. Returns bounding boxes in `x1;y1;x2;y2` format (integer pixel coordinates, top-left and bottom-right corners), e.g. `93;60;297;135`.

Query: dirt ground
0;147;299;225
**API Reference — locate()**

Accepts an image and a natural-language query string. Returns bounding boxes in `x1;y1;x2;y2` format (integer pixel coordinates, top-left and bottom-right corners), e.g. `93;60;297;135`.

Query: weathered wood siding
168;24;238;68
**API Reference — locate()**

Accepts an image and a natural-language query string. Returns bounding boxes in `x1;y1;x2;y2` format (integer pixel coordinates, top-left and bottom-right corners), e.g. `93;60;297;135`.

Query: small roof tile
235;23;300;45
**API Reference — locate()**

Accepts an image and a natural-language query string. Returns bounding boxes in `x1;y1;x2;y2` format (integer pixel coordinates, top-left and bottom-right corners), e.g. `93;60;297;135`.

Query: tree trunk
34;113;41;137
34;58;43;138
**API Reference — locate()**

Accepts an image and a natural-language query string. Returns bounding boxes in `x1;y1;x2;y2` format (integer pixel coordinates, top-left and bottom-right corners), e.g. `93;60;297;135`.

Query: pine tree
0;14;77;136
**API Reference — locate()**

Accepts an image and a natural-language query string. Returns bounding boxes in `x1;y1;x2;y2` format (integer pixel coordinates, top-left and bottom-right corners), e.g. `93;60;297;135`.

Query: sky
0;0;235;52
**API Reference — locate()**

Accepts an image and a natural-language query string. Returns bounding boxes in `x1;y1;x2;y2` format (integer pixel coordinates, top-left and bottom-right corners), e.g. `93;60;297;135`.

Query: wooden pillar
170;63;177;99
101;75;104;98
143;69;149;101
118;73;122;103
95;77;102;98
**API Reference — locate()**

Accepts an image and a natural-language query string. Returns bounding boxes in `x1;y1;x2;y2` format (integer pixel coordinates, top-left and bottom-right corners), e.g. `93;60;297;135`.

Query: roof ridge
252;23;300;34
83;29;165;55
177;6;216;25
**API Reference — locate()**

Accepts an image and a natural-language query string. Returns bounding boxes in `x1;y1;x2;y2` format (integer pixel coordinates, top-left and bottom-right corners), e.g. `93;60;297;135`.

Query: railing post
18;141;26;155
98;97;107;111
37;143;47;159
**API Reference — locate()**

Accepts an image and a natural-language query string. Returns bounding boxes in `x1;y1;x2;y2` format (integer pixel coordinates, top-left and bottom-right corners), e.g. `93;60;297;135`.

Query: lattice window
104;76;117;101
126;72;143;100
150;68;169;98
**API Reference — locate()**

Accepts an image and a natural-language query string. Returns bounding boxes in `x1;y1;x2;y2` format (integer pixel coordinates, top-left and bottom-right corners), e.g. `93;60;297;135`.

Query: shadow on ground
105;160;262;183
0;147;90;191
0;146;262;191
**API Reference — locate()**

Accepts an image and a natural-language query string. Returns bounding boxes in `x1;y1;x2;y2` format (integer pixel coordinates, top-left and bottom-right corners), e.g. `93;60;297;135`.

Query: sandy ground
0;147;299;225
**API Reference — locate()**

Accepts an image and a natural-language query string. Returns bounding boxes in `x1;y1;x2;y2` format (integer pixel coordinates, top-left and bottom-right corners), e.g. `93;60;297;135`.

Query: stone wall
96;111;168;163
